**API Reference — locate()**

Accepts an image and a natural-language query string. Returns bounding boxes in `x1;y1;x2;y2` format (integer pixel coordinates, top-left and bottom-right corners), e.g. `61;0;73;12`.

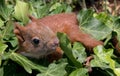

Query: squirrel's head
14;16;59;58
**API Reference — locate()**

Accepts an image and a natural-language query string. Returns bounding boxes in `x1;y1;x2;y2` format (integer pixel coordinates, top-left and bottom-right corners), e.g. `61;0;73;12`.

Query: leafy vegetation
1;0;120;76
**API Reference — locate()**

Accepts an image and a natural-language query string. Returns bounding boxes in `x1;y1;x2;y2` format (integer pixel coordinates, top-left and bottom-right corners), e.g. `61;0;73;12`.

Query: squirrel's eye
32;37;40;45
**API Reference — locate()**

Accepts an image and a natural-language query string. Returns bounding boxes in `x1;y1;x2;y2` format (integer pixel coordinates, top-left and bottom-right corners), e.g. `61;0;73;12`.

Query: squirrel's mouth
19;50;47;58
18;46;58;59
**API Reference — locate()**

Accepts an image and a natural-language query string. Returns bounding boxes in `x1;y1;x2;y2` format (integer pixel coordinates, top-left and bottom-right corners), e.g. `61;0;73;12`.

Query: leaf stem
82;0;86;9
114;0;117;16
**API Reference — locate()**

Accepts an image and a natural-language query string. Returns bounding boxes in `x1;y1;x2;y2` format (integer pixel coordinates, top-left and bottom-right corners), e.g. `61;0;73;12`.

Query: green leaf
8;37;18;48
77;9;93;25
0;42;8;54
91;45;120;76
65;5;72;13
94;13;120;44
29;0;50;18
77;9;112;40
0;6;13;21
114;68;120;76
90;56;110;68
72;42;87;63
94;12;113;28
37;60;67;76
57;32;82;68
112;17;120;42
0;67;4;76
91;46;114;68
49;2;72;14
94;46;113;64
9;52;47;73
30;0;72;18
0;42;8;66
69;68;88;76
1;20;13;38
49;3;61;11
30;0;50;18
1;20;17;48
0;18;4;28
14;0;29;24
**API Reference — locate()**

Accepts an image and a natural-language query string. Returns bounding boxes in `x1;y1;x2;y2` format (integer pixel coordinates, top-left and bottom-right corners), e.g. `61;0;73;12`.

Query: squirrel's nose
51;38;59;50
53;38;59;46
54;42;59;47
48;38;59;50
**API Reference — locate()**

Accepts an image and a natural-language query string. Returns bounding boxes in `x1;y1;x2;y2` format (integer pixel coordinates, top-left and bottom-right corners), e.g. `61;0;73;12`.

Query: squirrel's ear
14;22;25;43
28;15;37;22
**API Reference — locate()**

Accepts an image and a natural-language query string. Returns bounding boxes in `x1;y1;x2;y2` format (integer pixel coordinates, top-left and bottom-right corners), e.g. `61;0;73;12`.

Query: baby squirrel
14;13;103;61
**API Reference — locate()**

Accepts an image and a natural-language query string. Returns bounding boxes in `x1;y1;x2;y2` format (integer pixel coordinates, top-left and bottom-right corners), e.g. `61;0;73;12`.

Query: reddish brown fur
35;13;103;48
112;36;120;54
14;13;103;61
